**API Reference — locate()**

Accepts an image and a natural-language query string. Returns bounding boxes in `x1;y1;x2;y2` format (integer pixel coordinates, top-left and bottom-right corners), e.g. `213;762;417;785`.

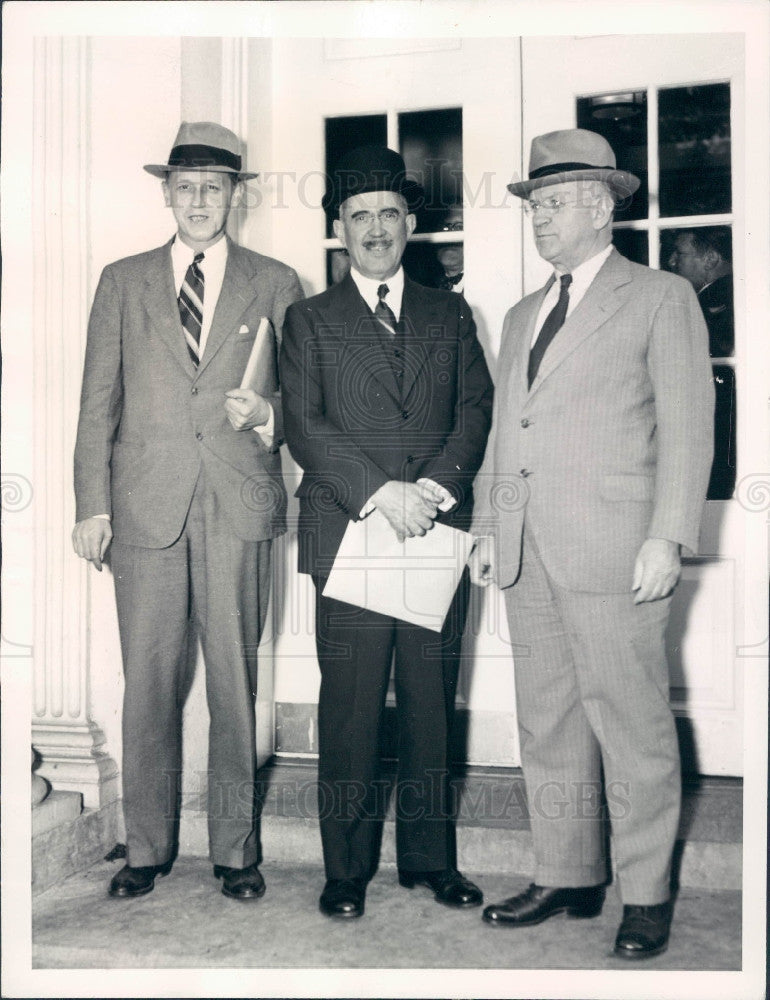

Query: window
577;84;735;499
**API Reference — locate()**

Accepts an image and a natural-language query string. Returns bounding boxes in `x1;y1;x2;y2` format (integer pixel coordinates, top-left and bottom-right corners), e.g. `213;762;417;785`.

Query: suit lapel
529;249;632;394
401;276;444;404
328;275;402;404
142;239;197;377
196;238;255;377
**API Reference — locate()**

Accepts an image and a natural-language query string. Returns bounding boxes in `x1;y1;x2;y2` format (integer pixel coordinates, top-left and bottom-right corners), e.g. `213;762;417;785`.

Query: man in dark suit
72;122;302;900
668;227;734;357
280;146;493;919
470;129;714;958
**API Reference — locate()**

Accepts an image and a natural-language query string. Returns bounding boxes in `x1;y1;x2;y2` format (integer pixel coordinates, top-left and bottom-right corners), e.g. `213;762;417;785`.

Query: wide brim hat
324;145;424;214
144;121;258;180
507;128;640;200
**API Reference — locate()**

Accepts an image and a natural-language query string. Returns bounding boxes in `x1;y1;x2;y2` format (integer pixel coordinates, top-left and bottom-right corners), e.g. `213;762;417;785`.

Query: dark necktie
178;251;205;366
527;273;572;388
375;283;398;336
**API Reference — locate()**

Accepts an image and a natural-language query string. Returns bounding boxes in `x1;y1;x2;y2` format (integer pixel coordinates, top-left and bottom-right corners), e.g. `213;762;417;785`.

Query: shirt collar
350;265;405;319
171;233;228;268
553;243;612;291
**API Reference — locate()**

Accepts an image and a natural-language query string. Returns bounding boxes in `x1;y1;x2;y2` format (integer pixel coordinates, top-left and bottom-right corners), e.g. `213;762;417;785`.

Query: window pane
325;114;387;236
326;248;351;287
660;226;734;357
399;108;463;233
709;364;736;500
576;92;648;221
401;242;460;288
612;229;649;266
658;83;731;217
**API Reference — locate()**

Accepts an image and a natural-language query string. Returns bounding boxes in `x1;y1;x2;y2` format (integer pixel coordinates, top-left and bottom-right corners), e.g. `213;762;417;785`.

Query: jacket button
191;386;198;395
401;410;409;419
196;432;203;441
520;417;530;428
520;468;530;478
406;455;414;464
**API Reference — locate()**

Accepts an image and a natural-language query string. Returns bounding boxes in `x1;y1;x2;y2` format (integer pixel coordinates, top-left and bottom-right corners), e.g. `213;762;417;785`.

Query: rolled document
240;317;277;395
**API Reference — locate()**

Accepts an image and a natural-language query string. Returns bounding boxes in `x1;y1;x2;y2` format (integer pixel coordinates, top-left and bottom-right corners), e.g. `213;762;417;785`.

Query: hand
224;389;271;431
371;480;438;542
72;517;113;572
469;535;495;587
632;537;681;604
416;477;457;512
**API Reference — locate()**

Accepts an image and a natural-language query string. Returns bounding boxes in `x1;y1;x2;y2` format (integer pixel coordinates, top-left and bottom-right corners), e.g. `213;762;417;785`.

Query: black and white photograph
2;2;768;998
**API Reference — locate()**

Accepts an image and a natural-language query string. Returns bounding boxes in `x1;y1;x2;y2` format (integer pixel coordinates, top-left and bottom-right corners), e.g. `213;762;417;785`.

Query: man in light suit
470;129;714;958
281;146;493;919
72;122;302;900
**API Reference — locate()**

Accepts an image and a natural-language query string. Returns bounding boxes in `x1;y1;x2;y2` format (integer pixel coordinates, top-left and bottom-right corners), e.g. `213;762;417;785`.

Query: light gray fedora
144;121;257;180
508;128;640;200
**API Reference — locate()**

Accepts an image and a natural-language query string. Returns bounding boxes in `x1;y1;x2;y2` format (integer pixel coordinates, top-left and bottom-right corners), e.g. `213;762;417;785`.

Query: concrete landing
32;856;741;972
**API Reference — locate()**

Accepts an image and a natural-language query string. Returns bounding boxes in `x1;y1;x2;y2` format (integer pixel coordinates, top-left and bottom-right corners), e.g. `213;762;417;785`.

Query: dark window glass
658;83;731;217
576;91;648;221
661;226;734;357
326;248;351;288
325;114;387;236
709;364;736;500
398;108;463;233
401;242;450;288
612;229;649;266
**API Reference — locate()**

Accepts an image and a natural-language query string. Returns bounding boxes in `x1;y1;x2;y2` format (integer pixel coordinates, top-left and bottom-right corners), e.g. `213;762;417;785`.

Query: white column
30;36;117;810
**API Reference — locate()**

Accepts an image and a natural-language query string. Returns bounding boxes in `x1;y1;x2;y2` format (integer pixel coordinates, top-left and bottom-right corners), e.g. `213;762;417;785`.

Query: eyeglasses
441;222;463;232
522;195;590;216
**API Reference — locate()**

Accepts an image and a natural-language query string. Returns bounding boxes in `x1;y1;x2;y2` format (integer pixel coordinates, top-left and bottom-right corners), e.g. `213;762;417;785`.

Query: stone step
177;757;742;891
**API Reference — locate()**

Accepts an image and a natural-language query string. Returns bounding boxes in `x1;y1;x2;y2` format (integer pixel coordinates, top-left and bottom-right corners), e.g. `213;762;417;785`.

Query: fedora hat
144;121;257;180
507;128;640;200
324;145;424;214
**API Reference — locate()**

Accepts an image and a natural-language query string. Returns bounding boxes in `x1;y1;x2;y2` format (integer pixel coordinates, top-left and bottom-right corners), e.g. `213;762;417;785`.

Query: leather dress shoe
108;860;173;898
482;883;604;926
614;901;673;959
319;878;366;918
214;863;266;900
399;868;483;908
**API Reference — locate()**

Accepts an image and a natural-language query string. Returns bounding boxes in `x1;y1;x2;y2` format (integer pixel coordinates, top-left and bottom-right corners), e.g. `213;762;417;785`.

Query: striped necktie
375;283;398;336
528;272;572;388
179;251;205;366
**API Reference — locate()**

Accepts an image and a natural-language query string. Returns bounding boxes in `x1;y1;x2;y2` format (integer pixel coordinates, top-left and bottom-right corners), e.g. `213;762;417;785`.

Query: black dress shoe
613;901;673;959
482;883;604;926
108;860;173;898
399;868;483;908
213;863;266;900
319;878;366;918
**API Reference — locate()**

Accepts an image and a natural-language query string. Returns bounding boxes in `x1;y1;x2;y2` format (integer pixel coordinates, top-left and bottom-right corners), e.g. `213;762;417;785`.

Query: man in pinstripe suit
470;130;714;958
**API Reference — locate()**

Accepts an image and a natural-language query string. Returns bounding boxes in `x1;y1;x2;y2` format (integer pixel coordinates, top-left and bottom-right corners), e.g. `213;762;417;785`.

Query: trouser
503;526;680;905
112;477;272;869
313;573;469;881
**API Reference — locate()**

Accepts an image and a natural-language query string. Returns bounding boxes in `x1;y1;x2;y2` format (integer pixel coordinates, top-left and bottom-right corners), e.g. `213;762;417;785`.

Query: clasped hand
224;388;270;431
371;480;444;542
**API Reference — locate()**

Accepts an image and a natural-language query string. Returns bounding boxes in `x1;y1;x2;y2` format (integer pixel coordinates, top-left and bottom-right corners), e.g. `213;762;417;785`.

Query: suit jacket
74;236;303;547
280;272;493;577
472;249;714;593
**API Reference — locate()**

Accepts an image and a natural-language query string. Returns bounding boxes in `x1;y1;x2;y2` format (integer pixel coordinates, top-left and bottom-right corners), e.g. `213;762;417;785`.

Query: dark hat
324;145;424;214
507;128;640;200
144;121;257;180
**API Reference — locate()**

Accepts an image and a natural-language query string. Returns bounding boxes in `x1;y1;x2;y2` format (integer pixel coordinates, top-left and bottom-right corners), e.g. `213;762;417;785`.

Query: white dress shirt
349;264;405;320
531;243;613;345
349;265;455;517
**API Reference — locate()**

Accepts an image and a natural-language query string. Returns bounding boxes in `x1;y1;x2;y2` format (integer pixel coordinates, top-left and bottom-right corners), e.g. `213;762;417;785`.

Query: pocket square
238;324;249;334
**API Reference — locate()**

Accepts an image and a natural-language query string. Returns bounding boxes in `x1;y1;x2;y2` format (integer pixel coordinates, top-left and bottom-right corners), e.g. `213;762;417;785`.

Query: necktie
527;273;572;388
178;251;205;366
375;283;398;336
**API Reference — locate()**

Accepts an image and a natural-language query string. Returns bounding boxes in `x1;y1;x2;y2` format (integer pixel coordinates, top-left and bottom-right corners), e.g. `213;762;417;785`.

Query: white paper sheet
322;508;474;632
